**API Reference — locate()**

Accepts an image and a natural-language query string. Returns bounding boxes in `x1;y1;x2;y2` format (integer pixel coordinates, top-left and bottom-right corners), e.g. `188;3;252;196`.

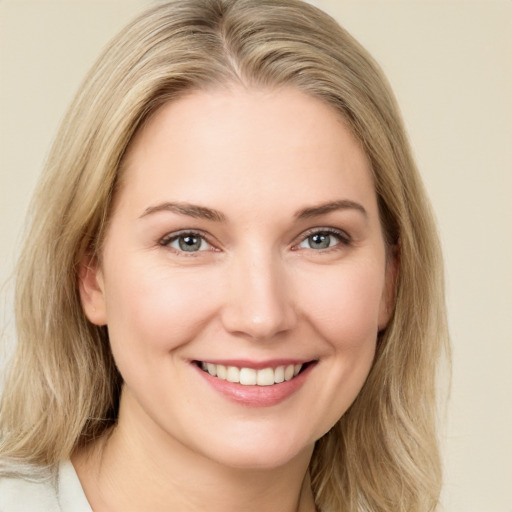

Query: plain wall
1;1;511;511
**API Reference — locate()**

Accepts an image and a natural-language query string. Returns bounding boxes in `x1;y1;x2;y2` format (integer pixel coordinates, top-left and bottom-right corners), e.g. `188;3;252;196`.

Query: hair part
1;1;449;510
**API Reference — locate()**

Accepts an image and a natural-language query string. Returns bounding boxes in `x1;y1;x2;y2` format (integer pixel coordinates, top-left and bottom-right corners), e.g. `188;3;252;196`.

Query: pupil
310;233;330;249
179;235;201;251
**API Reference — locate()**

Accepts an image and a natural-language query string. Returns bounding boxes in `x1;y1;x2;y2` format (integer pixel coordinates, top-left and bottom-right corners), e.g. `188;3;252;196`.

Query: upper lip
192;358;315;370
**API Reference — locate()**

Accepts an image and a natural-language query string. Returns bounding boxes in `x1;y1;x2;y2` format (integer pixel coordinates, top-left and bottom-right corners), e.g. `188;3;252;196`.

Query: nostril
220;266;297;340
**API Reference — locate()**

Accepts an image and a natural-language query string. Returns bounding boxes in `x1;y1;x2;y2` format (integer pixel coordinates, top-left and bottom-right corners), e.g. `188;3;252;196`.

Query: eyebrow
295;200;367;219
140;202;226;222
140;199;366;223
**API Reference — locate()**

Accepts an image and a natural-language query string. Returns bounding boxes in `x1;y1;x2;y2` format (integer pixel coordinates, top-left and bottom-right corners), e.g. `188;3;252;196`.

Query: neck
73;389;317;512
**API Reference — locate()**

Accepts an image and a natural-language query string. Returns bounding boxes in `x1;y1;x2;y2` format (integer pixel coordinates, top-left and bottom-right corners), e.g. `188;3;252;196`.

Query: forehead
117;86;376;218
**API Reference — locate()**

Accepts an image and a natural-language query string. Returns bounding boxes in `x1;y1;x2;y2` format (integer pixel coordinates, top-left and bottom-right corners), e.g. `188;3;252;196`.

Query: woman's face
81;86;396;469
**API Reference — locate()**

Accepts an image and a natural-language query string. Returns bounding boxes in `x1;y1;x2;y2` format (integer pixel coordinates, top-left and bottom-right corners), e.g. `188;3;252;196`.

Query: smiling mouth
194;361;311;386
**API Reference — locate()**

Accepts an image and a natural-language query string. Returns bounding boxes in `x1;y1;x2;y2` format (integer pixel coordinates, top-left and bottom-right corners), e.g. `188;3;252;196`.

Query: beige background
1;1;511;510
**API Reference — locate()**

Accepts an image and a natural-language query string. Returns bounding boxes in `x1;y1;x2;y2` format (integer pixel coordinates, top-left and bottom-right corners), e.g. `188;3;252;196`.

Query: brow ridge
140;202;226;222
295;200;367;219
141;199;366;223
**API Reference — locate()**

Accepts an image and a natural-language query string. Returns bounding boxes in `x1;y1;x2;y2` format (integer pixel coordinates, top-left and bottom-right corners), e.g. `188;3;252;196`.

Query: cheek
102;258;221;358
295;261;385;431
299;259;386;348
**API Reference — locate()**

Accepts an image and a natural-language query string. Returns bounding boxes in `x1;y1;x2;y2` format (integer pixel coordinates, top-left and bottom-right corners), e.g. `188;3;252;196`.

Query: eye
296;229;349;250
162;232;214;253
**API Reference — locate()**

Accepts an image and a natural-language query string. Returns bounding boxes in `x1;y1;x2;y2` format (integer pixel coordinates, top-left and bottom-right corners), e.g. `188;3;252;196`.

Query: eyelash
159;227;352;255
294;227;352;252
159;230;216;255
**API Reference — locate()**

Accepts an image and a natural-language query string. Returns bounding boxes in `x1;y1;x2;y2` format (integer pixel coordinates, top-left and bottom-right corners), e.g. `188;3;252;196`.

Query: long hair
0;1;449;510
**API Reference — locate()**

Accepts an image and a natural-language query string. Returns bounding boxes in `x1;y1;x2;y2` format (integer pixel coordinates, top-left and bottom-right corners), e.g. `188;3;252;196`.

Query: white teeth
226;366;240;383
274;366;285;383
239;367;257;385
199;362;304;386
284;364;295;381
216;364;227;379
256;367;275;386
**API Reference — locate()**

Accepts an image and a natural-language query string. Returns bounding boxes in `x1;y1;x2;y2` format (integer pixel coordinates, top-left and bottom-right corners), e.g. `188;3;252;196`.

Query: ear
78;254;107;326
378;243;400;331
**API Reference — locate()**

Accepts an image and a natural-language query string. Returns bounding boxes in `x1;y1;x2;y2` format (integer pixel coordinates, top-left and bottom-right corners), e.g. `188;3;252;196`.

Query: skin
76;86;397;512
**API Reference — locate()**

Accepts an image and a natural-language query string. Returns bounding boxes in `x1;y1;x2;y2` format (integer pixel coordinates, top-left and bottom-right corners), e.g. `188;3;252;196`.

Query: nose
220;248;297;341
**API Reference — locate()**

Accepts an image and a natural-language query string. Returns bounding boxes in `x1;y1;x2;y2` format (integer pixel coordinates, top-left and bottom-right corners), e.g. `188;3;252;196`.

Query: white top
0;460;91;511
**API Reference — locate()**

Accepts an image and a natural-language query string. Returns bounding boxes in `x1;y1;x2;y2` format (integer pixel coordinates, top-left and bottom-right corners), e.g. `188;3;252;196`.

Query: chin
210;446;312;471
192;425;317;471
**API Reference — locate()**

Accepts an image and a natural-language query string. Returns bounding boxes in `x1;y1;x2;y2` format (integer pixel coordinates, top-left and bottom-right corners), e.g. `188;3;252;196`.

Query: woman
0;0;449;510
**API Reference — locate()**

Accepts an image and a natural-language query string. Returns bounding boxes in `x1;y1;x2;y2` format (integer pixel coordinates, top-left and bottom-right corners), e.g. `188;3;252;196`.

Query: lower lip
194;363;315;407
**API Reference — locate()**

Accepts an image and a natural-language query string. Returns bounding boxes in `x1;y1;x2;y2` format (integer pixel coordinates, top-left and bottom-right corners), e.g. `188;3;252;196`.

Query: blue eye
297;230;348;250
164;233;212;252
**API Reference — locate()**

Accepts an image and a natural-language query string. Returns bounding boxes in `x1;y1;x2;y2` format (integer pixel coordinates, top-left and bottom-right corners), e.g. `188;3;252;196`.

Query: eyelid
158;226;351;253
292;226;352;250
159;229;218;253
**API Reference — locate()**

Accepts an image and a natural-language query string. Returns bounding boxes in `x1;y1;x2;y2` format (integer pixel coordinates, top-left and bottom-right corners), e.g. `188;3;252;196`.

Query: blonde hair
0;0;449;510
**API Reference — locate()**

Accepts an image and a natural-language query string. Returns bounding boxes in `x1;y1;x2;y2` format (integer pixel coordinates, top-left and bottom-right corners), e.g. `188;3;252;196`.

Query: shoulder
0;472;58;512
0;460;91;512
